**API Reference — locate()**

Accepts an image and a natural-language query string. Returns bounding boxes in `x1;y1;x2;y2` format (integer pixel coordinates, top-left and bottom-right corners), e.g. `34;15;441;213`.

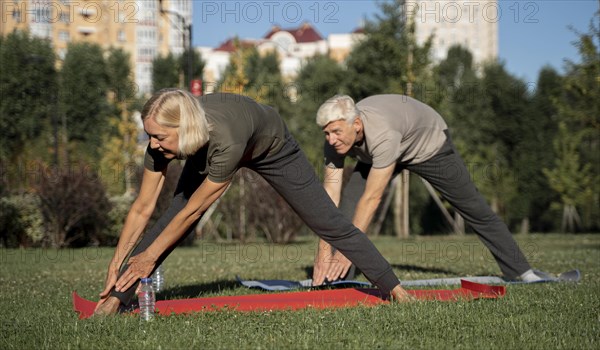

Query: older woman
94;89;410;314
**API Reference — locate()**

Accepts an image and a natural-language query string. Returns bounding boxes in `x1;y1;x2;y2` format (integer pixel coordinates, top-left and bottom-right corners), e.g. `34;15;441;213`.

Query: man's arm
115;178;231;292
352;163;396;232
323;165;344;206
313;163;395;285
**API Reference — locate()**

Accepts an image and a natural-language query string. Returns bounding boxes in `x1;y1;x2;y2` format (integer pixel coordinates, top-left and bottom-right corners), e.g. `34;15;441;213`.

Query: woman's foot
94;296;121;316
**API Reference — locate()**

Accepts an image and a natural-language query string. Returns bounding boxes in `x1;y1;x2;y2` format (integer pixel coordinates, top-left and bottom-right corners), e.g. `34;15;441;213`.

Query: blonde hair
316;95;360;127
141;88;211;158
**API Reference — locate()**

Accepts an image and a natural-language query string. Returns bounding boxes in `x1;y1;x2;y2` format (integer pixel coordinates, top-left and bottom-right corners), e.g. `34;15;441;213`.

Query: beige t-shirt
325;94;448;168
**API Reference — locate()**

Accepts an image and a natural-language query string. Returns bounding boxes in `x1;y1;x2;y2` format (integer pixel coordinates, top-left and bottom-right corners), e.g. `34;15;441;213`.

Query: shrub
102;193;135;246
36;163;111;247
214;169;305;243
0;194;44;247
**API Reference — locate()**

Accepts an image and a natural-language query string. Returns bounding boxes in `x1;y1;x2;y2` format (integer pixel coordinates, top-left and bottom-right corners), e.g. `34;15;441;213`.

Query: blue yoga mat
236;269;580;291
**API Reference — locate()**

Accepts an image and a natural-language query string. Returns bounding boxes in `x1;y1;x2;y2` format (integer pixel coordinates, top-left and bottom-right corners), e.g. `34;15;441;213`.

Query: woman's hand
114;251;157;292
94;262;120;312
390;284;414;302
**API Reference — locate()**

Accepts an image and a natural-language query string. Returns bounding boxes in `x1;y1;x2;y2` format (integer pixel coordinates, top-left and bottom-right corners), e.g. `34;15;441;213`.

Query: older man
312;94;542;285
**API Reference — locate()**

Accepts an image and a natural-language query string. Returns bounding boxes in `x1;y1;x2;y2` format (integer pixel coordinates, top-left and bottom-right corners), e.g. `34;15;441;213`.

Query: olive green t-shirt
144;93;286;182
324;94;448;169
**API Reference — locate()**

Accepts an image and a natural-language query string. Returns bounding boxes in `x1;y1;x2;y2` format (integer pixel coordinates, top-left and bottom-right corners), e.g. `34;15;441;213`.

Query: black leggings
339;131;531;280
111;132;400;304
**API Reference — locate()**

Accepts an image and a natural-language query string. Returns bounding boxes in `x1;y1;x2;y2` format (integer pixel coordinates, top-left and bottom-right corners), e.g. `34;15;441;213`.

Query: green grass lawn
1;234;599;349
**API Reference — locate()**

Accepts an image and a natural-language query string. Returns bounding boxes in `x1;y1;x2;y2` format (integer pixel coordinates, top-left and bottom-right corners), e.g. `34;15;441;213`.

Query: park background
1;0;598;247
0;1;598;349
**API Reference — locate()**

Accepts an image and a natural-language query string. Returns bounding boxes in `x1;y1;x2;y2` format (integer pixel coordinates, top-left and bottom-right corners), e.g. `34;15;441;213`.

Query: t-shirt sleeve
323;140;345;169
207;143;245;183
143;144;172;172
371;131;403;168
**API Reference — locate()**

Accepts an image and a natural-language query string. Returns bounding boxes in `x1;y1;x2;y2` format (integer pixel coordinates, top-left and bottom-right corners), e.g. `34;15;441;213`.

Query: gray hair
316;95;360;127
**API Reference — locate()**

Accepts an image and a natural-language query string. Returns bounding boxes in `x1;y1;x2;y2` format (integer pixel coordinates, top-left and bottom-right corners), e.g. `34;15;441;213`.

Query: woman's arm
111;168;166;268
114;177;231;292
97;168;166;301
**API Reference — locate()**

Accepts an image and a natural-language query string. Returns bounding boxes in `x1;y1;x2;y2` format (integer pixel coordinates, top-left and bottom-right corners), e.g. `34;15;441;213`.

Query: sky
191;0;599;83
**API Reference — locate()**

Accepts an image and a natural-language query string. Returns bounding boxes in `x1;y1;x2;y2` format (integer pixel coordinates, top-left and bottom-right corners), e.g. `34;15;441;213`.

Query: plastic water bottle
138;278;155;321
152;264;165;292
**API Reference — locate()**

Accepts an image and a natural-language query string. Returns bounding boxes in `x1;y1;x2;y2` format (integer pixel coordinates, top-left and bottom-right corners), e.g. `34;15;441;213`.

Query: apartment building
0;0;192;95
406;0;498;66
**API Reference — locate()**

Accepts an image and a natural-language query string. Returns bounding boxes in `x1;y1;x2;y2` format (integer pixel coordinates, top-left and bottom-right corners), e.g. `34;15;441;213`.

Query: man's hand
312;249;353;286
312;244;332;286
114;251;156;293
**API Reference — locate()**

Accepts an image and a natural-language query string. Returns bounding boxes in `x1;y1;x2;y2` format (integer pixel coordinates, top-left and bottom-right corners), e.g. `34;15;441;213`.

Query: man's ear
353;117;363;132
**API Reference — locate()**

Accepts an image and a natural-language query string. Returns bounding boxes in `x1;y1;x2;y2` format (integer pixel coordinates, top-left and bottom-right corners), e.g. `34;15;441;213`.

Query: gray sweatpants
111;131;400;304
340;130;531;280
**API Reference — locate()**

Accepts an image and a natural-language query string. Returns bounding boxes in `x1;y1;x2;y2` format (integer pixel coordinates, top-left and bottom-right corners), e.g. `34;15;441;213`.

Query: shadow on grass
301;264;457;279
390;264;457;275
157;279;239;300
152;264;459;301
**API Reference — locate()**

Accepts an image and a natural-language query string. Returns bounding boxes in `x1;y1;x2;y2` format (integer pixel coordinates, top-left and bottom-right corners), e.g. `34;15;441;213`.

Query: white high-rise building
406;0;498;66
162;0;193;55
136;0;193;94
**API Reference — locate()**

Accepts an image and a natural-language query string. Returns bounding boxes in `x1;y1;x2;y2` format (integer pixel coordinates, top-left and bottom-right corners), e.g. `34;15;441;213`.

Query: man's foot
94;296;121;316
390;284;414;302
520;269;543;282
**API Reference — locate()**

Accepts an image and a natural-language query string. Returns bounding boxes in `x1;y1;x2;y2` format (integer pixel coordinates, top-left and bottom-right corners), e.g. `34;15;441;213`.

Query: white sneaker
520;269;543;282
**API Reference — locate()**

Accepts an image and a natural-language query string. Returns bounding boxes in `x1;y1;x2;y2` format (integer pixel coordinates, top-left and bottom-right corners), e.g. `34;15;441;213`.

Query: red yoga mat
73;280;505;319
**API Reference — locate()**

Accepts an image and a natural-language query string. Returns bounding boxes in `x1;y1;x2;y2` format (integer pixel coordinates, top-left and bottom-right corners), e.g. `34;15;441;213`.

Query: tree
344;0;432;100
343;0;433;238
542;123;594;232
152;53;179;92
60;42;110;162
0;31;57;188
218;39;250;93
216;42;302;242
289;55;346;167
102;48;141;195
180;48;206;89
475;62;530;222
433;45;485;137
514;67;563;232
549;11;600;231
429;45;484;234
219;44;290;111
434;50;532;230
106;47;137;102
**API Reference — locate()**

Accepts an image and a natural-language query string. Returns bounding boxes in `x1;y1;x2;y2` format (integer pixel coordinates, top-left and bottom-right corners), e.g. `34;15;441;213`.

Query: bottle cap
141;277;153;283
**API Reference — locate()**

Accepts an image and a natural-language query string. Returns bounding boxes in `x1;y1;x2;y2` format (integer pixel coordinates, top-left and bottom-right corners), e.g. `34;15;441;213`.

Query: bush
102;193;135;246
36;163;111;247
0;194;44;247
215;169;305;243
